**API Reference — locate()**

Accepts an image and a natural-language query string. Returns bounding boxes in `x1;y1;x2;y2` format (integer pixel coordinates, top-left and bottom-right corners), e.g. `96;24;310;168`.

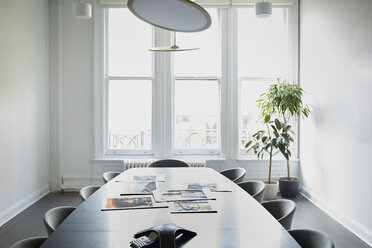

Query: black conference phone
130;223;197;248
130;231;159;248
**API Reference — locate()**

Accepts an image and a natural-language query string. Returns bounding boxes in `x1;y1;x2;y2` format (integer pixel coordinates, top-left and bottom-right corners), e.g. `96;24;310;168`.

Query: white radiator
123;159;155;170
185;160;206;168
123;159;206;170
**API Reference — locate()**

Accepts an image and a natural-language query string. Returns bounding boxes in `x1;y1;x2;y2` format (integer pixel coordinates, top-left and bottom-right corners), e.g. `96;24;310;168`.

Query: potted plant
245;114;283;200
256;79;310;198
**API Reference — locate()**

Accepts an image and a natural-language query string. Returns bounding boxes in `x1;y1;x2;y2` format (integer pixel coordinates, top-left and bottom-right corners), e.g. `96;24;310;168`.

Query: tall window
106;9;153;154
238;8;292;156
174;9;220;154
101;5;297;158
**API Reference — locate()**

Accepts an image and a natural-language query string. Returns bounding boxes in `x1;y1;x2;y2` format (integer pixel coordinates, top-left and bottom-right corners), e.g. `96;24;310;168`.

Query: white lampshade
255;2;272;18
73;2;92;19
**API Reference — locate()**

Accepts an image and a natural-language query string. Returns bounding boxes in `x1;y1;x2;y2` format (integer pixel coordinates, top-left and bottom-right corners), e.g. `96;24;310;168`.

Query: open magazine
101;196;167;211
170;201;217;214
152;189;215;202
116;174;166;182
183;182;232;192
119;181;158;195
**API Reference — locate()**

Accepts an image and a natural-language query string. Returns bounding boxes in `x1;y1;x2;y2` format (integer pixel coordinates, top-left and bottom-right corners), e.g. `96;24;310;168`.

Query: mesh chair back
80;185;100;201
219;168;246;183
289;229;335;248
261;199;296;230
238;181;266;203
43;206;76;235
10;236;48;248
102;171;121;183
148;159;190;168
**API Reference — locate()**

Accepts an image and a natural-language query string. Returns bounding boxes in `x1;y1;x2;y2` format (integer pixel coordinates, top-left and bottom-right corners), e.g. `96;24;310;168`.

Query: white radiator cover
123;159;206;170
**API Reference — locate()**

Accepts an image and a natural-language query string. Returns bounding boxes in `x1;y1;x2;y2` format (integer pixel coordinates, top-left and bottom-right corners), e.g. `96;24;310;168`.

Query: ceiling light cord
171;32;180;49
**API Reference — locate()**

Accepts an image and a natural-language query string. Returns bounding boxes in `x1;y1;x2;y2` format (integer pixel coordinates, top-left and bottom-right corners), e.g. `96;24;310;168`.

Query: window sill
91;157;299;163
91;156;226;163
236;157;300;162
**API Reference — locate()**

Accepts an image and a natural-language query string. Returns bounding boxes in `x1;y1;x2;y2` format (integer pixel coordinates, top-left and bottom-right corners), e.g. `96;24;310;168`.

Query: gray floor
0;193;370;248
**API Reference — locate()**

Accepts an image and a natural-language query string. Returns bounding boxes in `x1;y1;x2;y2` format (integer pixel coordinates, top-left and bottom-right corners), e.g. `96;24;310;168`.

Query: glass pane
108;9;152;77
174;80;219;150
238;8;289;78
108;80;152;149
174;9;220;77
240;80;270;151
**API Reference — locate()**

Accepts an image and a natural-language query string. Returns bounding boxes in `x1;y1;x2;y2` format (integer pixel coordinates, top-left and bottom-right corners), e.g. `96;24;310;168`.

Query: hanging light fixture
149;32;199;52
128;0;210;52
73;0;92;19
255;1;272;18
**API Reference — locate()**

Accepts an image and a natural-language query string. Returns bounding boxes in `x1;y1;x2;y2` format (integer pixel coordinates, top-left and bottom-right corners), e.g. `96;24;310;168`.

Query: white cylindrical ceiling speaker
73;3;92;19
255;2;272;18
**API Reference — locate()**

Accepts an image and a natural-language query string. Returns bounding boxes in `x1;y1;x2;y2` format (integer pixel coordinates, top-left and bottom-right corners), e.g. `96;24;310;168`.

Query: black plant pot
279;177;299;198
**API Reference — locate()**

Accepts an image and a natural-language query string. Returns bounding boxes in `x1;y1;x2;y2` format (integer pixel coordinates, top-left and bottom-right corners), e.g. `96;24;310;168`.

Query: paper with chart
101;196;167;211
119;181;158;195
152;189;215;202
115;174;166;182
183;182;232;192
170;201;217;214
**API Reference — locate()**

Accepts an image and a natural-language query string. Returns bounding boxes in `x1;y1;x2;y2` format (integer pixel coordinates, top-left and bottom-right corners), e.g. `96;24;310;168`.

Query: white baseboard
61;176;104;189
0;185;50;227
301;186;372;247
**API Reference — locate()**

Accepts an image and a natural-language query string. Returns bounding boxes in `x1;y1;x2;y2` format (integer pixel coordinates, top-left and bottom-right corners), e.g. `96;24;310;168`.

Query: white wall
49;0;299;190
299;0;372;245
0;0;49;226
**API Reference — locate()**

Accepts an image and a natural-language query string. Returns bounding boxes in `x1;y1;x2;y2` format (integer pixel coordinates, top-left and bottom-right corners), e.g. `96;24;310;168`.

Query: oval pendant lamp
127;0;211;32
255;1;272;18
149;32;199;52
128;0;210;52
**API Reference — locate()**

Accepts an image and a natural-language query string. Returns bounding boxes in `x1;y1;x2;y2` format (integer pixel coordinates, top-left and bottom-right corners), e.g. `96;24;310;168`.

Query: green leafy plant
245;114;289;184
256;79;310;180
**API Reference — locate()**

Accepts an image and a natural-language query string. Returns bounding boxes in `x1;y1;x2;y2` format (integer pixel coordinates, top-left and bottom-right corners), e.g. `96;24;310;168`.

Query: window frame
103;8;156;156
105;77;155;156
236;5;299;158
93;2;299;159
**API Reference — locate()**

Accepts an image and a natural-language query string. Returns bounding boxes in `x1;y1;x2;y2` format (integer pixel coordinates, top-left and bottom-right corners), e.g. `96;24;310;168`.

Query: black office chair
148;159;190;168
238;181;266;203
289;229;335;248
80;185;100;201
261;199;296;230
219;168;246;183
43;206;76;235
102;171;121;183
10;236;48;248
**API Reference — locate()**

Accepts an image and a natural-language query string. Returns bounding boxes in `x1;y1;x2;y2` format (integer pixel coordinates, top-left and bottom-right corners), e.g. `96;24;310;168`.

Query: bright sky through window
108;9;152;77
174;80;219;150
238;8;288;78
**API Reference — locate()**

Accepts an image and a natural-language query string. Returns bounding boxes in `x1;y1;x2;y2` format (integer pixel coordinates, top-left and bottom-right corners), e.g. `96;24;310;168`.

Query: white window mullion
226;7;239;159
220;8;228;159
164;30;173;158
153;28;173;158
153;27;164;158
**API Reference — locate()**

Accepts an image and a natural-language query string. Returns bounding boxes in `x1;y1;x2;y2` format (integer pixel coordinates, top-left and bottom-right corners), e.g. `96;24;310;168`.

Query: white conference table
40;167;301;248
